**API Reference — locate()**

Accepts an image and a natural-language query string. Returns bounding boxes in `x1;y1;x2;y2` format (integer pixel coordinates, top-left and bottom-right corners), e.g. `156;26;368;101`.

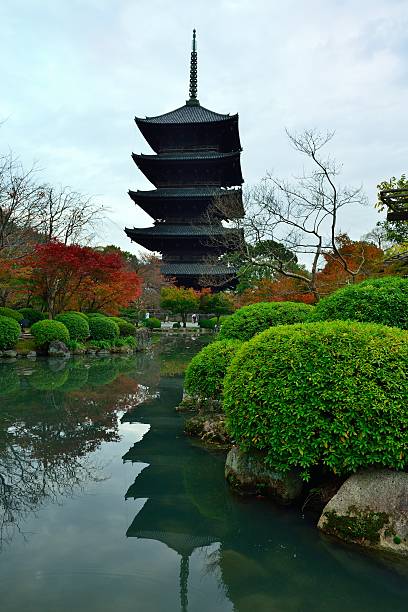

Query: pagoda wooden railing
380;188;408;221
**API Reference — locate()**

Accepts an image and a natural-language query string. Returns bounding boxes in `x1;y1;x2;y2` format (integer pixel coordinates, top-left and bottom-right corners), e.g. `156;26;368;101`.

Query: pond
0;336;407;612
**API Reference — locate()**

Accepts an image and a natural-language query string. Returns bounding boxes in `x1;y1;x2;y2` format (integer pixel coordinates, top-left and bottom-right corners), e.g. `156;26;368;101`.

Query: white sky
0;0;407;255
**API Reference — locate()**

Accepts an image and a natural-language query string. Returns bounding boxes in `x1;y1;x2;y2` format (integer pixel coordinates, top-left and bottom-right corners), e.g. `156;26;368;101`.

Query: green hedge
0;307;23;322
64;310;89;322
310;276;408;329
144;317;161;329
19;308;47;326
31;320;70;348
224;321;408;480
109;316;136;336
88;316;119;340
185;339;243;399
56;313;90;341
219;301;314;341
0;316;21;350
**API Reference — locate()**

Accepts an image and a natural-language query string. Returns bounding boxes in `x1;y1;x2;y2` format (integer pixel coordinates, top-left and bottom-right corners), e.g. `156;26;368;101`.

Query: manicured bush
88;316;119;340
64;310;89;322
31;319;70;348
199;318;216;329
56;313;90;342
310;276;408;329
185;339;243;399
19;308;47;326
0;307;23;322
218;301;314;341
224;321;408;480
0;315;21;350
109;316;136;337
144;317;161;329
172;322;181;329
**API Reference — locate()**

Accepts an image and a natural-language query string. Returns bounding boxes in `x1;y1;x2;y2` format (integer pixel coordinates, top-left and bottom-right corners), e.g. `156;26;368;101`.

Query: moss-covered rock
318;469;408;557
225;446;303;505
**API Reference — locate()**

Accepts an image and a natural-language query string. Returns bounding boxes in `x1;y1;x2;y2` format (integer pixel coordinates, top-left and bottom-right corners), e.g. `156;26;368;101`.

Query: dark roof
125;224;237;237
161;262;237;275
136;104;234;125
129;187;241;199
133;151;240;162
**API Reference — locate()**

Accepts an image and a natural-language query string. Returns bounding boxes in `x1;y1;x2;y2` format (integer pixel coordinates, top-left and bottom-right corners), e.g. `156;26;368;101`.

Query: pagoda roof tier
128;187;243;220
125;224;242;254
132;150;243;188
135;105;241;154
136;103;233;124
161;262;236;276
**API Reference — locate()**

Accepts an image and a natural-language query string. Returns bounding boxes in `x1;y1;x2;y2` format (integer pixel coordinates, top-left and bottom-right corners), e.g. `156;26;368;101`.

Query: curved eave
131;151;243;188
135;114;241;153
125;225;243;252
128;188;244;220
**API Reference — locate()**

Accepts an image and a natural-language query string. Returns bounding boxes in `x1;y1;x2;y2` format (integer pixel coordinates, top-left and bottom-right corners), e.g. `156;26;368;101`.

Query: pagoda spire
187;29;199;106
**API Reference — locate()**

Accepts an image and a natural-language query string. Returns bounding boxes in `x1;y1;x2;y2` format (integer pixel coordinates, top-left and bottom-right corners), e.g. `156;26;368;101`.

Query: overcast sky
1;0;407;255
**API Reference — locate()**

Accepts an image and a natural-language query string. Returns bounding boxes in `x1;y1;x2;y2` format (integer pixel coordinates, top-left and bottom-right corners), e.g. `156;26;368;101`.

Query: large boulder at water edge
48;340;70;358
225;446;303;505
318;469;408;558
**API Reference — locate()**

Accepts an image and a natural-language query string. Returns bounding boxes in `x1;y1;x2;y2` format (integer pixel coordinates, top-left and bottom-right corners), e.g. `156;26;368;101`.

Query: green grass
15;338;36;354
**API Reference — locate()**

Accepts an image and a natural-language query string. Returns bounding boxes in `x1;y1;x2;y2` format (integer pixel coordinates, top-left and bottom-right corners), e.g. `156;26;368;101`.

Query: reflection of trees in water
0;355;147;551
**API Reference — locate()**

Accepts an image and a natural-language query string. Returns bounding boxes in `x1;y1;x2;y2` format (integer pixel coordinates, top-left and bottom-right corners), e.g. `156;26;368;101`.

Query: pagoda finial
187;29;199;106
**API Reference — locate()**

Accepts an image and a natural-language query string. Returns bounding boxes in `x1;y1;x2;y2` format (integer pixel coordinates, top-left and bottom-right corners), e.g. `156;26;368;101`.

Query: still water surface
0;337;407;612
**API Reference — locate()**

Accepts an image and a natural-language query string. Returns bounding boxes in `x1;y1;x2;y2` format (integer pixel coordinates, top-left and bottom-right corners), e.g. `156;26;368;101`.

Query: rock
72;348;86;355
225;446;303;505
318;469;408;558
3;350;17;358
97;349;110;355
48;340;70;358
27;351;37;359
185;413;230;445
87;349;96;355
135;327;151;350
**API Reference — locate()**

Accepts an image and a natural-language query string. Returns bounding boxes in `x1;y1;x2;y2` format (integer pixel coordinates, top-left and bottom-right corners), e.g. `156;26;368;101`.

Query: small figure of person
192;313;197;324
145;312;150;320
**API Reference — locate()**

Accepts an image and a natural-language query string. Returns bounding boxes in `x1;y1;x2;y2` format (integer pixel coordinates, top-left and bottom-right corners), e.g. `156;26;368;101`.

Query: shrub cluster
219;301;313;341
19;308;47;326
109;316;136;336
88;316;119;340
0;315;21;350
0;307;23;322
223;321;408;479
310;276;408;329
56;313;90;341
185;339;243;399
31;320;70;348
144;317;161;329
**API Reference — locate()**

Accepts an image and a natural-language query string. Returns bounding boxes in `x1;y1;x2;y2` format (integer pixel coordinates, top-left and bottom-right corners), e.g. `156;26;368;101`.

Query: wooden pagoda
125;30;244;289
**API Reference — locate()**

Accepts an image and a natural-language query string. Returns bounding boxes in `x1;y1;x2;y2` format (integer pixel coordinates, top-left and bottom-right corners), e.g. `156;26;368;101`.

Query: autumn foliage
22;242;141;316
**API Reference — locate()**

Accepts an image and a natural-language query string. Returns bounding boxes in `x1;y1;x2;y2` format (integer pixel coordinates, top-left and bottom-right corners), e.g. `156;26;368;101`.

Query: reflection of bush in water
60;362;89;391
87;358;121;387
0;365;20;396
30;363;69;391
159;356;191;377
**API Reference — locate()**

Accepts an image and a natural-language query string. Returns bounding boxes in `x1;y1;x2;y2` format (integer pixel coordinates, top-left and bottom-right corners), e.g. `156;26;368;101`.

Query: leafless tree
206;129;368;300
0;151;105;259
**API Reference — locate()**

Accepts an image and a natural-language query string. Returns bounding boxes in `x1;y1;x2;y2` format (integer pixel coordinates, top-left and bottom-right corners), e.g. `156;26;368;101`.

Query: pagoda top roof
136;103;235;126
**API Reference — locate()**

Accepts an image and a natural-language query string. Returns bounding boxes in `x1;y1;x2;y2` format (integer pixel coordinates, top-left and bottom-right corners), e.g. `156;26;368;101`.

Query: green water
0;337;407;612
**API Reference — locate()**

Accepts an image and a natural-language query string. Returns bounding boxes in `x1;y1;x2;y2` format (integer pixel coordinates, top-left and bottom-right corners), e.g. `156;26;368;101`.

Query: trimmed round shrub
109;316;136;337
172;322;181;329
19;308;47;326
0;307;23;322
218;301;314;341
88;316;119;340
0;315;21;350
64;310;89;322
31;319;70;348
185;339;243;399
199;318;216;329
310;276;408;329
144;317;161;329
55;313;90;342
224;321;408;480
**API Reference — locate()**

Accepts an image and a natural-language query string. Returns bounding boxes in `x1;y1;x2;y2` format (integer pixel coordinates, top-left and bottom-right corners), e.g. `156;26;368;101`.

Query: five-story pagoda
125;30;244;289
